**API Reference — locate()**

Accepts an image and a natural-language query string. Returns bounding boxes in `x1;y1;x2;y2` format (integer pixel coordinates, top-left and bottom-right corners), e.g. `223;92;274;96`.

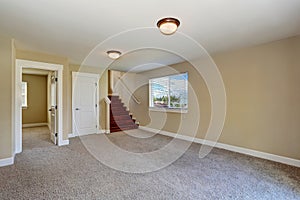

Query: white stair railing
117;78;141;105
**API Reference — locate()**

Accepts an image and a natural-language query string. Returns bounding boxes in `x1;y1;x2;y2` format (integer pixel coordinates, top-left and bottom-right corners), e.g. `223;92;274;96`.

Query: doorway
22;69;54;149
15;59;64;154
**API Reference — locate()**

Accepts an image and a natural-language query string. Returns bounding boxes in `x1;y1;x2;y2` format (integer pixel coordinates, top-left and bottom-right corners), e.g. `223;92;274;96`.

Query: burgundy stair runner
109;95;139;132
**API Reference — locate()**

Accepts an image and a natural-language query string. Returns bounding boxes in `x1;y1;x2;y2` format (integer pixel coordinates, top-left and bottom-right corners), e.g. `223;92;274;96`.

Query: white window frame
149;72;188;113
21;81;28;108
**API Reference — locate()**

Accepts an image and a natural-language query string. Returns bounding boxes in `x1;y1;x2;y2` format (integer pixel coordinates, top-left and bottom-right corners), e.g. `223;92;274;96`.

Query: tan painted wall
1;35;298;162
214;36;300;160
129;36;300;160
22;74;47;124
0;35;14;159
11;39;16;157
126;64;210;136
99;70;108;130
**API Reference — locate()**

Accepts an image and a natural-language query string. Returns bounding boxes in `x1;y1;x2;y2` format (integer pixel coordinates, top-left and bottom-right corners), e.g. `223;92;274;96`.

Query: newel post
104;97;111;134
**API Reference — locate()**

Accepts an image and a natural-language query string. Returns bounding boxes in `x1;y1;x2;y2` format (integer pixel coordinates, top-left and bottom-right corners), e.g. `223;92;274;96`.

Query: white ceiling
1;0;300;71
109;49;184;73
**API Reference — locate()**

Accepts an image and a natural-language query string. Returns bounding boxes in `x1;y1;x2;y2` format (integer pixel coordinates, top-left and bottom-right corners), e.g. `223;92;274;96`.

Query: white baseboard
69;130;106;138
0;156;14;167
105;130;110;134
97;129;106;134
139;126;300;168
68;133;75;138
58;139;69;146
22;123;48;128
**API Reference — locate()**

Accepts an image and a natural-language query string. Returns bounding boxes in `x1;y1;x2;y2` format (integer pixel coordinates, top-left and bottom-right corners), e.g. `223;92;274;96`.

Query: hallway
22;126;53;150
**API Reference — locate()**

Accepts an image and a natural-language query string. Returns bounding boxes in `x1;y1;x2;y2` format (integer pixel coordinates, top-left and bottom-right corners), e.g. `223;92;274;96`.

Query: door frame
15;59;64;154
72;72;100;136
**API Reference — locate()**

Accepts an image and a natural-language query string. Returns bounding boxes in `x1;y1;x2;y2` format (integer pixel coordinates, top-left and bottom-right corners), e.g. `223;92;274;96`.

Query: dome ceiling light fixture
107;50;122;59
157;17;180;35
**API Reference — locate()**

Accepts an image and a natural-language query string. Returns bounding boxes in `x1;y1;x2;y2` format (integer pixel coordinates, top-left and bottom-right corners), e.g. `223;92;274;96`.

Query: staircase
109;95;139;132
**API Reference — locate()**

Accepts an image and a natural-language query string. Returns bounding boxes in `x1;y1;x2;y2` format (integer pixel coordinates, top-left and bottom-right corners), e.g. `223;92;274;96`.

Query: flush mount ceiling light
107;50;122;59
157;17;180;35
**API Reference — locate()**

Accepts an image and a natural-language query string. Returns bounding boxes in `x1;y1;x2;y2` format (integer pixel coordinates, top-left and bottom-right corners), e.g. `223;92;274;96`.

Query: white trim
105;130;110;134
72;72;100;137
0;157;14;167
139;126;300;168
15;59;64;153
22;123;48;128
149;107;188;114
47;72;51;132
104;97;111;132
104;96;111;104
59;139;69;146
14;58;22;154
22;68;50;75
68;133;75;138
72;71;100;78
21;82;28;108
11;39;16;157
69;130;105;138
98;129;106;134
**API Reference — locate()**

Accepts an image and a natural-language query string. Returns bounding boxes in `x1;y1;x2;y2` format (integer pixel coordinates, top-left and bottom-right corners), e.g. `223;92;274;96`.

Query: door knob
75;108;80;110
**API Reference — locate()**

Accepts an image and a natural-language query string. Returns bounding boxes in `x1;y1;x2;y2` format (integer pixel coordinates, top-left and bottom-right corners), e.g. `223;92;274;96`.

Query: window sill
149;107;188;114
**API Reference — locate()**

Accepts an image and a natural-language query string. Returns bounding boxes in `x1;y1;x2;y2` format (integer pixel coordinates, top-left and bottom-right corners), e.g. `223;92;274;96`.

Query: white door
73;72;99;136
49;71;58;144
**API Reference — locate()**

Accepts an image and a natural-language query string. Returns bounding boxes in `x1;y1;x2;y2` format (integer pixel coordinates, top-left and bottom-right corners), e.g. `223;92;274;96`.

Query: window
149;72;188;111
21;82;27;107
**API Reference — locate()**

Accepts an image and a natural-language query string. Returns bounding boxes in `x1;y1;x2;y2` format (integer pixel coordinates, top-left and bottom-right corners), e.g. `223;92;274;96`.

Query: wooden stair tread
109;95;139;133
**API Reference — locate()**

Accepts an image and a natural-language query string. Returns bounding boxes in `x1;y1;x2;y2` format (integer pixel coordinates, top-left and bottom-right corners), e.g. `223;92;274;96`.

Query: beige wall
128;36;300;160
11;40;16;157
22;74;47;124
0;35;14;159
214;36;300;159
99;70;108;129
126;63;210;136
1;34;299;162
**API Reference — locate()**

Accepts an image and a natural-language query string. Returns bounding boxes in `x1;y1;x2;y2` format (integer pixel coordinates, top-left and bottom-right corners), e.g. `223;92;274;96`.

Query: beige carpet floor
0;126;299;199
22;126;54;150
